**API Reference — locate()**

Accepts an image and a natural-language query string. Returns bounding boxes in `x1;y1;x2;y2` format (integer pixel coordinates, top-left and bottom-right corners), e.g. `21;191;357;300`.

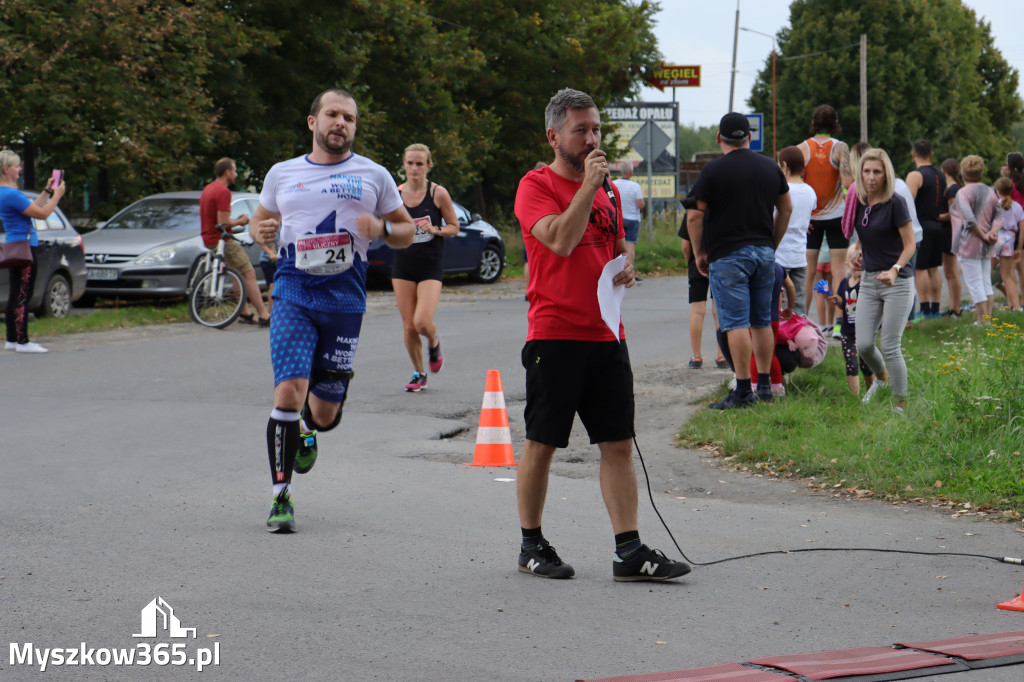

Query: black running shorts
522;339;635;448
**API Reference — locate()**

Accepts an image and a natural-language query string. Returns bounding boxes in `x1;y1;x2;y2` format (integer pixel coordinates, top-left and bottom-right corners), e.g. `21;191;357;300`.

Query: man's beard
316;127;353;156
558;146;595;174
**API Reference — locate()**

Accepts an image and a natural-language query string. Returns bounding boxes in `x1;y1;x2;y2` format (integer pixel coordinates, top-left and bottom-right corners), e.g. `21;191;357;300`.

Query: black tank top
394;181;444;264
913;165;946;223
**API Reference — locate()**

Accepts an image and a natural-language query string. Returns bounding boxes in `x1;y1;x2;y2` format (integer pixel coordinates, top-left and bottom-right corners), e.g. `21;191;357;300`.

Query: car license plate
88;267;119;281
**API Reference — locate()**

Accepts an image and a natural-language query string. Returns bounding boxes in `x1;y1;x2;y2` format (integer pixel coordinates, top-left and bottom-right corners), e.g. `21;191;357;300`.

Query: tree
747;0;1023;177
0;0;253;214
425;0;661;212
677;123;718;161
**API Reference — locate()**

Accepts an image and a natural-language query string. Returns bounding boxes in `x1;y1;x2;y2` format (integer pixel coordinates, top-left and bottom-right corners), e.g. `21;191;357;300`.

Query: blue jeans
622;218;640;243
709;245;775;332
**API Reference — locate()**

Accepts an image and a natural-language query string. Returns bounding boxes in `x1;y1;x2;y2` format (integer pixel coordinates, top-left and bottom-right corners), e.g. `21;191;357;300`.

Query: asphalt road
2;276;1022;682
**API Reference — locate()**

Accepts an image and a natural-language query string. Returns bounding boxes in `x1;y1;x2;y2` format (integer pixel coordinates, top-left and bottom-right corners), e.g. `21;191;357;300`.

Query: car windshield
104;198;199;231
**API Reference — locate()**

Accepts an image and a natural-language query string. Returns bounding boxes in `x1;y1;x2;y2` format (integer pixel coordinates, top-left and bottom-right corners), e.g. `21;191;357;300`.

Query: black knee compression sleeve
267;409;300;485
301;400;343;432
303;369;353;432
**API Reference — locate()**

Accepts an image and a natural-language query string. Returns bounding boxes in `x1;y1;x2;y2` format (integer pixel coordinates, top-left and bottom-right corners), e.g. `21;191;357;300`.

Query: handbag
0;239;33;269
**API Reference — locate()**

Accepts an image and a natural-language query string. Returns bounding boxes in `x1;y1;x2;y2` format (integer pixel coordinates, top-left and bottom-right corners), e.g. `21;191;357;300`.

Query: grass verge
30;300;191;337
677;314;1024;521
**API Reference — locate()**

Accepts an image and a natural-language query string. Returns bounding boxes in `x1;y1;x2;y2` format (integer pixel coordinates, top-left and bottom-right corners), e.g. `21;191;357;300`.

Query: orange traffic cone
463;370;517;467
997;583;1024;611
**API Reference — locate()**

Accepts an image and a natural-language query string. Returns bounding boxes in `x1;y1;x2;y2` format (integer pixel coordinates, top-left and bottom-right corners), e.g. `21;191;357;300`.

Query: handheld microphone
603;176;617;207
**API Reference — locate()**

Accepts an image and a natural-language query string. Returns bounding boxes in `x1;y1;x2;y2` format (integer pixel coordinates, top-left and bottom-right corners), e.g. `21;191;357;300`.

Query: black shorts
391;251;443;283
522;339;635;448
940;221;954;256
806;217;850;251
688;267;710;303
916;221;943;270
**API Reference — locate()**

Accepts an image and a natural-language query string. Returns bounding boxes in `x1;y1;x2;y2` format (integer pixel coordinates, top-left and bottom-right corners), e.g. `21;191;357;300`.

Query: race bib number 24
295;232;353;275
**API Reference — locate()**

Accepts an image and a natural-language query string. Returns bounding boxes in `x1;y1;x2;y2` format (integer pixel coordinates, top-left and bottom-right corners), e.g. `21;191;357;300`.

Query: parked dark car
366;202;505;283
0;191;87;318
81;191;265;300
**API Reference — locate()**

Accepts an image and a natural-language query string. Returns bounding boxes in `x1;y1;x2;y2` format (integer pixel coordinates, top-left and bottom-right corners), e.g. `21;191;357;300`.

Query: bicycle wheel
188;267;245;329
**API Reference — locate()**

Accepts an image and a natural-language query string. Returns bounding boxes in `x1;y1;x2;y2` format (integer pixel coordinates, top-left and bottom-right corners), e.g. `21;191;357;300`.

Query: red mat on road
747;646;967;680
896;630;1024;669
576;662;797;681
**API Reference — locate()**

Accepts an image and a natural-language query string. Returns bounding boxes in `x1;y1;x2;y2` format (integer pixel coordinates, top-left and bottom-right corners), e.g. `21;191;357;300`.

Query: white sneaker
4;341;16;350
862;379;888;403
15;342;48;353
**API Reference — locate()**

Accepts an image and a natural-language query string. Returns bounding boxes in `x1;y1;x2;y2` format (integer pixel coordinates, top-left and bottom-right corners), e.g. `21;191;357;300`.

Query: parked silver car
82;191;265;300
0;192;87;318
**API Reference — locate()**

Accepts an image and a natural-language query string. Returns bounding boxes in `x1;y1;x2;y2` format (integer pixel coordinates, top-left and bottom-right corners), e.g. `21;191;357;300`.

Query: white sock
273;483;289;497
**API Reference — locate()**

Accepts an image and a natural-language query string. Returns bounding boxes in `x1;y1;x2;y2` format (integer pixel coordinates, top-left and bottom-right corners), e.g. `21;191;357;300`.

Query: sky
641;0;1024;129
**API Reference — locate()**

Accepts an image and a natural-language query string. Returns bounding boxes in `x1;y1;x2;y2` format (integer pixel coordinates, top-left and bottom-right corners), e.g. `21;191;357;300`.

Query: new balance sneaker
294;430;318;474
428;337;444;373
405;372;427;392
518;539;575;579
709;390;757;410
862;379;889;403
613;545;691;582
266;491;295;533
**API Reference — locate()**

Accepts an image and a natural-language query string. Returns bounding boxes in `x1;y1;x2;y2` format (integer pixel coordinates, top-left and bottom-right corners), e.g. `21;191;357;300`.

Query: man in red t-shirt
511;88;690;583
199;158;269;324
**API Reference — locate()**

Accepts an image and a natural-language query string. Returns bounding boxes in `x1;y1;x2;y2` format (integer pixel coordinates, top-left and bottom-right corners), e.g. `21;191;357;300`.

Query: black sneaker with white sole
612;544;690;582
518;539;575;579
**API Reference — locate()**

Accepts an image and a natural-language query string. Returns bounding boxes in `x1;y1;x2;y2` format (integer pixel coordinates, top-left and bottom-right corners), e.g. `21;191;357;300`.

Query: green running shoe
266;491;295;533
294;430;318;474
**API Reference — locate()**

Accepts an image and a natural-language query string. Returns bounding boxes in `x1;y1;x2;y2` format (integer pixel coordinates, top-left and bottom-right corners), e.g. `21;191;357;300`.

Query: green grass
31;300;191;337
677;314;1024;519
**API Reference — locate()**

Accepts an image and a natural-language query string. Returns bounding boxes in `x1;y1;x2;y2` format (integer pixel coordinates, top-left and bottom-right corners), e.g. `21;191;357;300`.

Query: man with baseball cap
687;112;792;408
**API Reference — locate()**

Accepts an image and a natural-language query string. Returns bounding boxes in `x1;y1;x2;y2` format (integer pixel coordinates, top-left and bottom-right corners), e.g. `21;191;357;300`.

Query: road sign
629;120;672;162
644;64;701;91
746;113;764;152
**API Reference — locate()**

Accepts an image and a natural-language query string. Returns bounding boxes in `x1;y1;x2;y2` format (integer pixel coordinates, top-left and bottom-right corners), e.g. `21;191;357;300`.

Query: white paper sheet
597;254;627;338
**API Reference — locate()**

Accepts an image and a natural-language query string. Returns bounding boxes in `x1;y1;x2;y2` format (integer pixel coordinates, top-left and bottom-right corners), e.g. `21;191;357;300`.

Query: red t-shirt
514;166;625;342
199;181;231;248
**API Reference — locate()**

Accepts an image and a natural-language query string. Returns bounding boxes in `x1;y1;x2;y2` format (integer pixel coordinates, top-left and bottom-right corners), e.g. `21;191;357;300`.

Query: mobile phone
51;169;63;187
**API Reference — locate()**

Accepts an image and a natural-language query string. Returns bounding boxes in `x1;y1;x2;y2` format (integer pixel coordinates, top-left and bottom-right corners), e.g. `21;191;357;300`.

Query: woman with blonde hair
950;155;999;325
1;150;66;353
392;143;460;391
852;148;916;413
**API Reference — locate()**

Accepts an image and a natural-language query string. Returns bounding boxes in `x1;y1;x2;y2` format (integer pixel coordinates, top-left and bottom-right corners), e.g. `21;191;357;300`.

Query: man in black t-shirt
687;113;792;408
906;139;946;319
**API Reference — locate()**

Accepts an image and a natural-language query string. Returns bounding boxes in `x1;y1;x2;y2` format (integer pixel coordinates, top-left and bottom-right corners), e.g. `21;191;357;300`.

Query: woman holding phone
0;150;66;353
392;143;460;392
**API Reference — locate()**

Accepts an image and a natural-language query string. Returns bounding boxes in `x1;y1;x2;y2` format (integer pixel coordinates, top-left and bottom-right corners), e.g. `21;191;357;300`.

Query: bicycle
187;223;246;329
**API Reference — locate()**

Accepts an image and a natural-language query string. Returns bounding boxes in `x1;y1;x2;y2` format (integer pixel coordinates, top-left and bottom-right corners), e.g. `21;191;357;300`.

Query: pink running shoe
405;372;427;392
428;337;444;373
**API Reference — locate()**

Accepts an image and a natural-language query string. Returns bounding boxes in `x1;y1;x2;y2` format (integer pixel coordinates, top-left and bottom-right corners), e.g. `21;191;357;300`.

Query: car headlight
134;244;178;265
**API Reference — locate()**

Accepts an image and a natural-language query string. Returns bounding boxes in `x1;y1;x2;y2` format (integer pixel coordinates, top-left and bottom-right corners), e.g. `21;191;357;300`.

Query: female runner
392;144;460;391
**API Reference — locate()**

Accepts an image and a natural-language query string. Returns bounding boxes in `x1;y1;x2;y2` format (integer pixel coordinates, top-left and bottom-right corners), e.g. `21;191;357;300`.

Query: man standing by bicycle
251;90;414;532
199;157;270;325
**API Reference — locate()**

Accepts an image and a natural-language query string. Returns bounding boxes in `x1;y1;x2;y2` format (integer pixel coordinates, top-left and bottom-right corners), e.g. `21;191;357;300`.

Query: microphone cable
632;436;1024;568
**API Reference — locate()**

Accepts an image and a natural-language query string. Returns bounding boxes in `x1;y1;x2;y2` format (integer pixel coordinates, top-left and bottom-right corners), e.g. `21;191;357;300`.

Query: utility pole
860;33;868;142
728;1;740;111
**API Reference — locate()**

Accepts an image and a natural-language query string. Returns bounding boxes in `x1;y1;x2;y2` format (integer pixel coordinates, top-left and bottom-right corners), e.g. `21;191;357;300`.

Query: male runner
251;89;414;532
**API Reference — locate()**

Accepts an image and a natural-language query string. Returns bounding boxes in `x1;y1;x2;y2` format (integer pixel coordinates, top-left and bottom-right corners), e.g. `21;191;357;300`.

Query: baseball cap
719;112;750;142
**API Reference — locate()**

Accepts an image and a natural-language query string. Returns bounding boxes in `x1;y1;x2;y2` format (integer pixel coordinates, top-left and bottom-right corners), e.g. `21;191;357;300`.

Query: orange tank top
804;137;843;219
